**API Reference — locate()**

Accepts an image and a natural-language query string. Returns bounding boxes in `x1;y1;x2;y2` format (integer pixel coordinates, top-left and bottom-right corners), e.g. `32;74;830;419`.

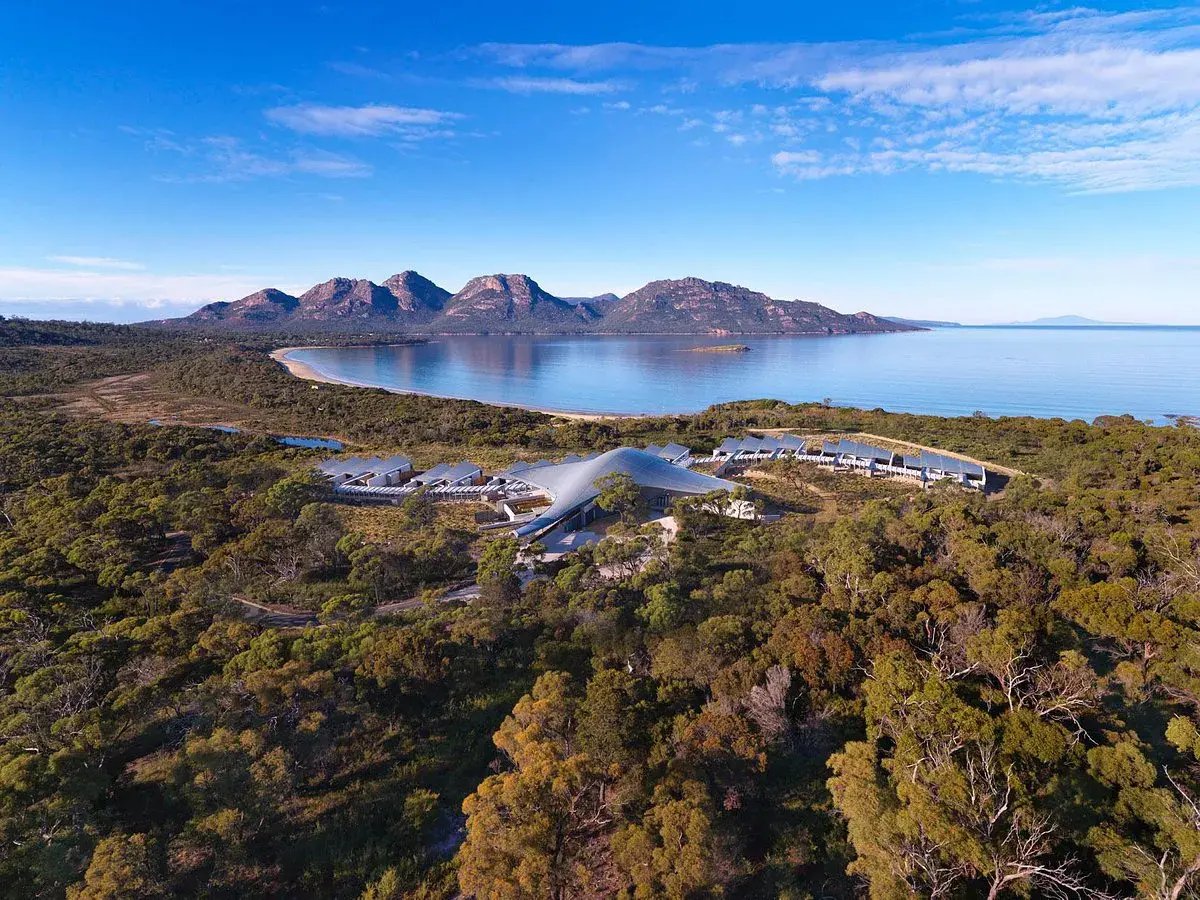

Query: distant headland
885;314;1163;328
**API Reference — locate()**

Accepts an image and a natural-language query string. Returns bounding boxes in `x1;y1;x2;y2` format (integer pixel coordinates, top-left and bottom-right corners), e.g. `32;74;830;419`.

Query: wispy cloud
141;135;373;183
119;125;191;154
476;8;1200;193
47;255;145;271
194;138;372;181
474;40;857;86
793;31;1200;192
769;118;1200;193
131;104;463;183
0;297;211;324
0;266;303;306
327;61;394;80
265;103;462;137
475;41;683;71
772;150;822;169
817;47;1200;118
484;76;622;95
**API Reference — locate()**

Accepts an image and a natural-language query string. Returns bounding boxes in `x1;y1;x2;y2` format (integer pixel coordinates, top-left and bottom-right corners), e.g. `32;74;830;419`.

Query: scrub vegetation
3;319;1200;898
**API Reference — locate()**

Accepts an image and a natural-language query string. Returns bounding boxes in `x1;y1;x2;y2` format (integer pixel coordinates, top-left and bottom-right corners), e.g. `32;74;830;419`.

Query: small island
684;344;752;353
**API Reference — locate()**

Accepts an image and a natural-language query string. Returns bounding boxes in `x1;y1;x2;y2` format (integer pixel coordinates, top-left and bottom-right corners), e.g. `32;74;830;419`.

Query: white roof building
714;437;742;458
711;434;808;460
317;454;413;486
512;447;737;539
645;442;691;463
412;460;482;488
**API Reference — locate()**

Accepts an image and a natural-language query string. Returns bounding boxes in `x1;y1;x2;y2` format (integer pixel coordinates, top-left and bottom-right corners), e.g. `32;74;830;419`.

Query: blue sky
2;1;1199;324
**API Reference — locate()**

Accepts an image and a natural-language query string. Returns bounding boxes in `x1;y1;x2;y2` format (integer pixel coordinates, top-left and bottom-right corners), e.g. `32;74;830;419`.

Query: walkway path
375;581;482;615
232;596;318;627
231;579;485;627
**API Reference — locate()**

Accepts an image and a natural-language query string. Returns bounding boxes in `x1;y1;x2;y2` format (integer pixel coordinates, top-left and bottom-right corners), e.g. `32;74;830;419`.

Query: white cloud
473;40;851;85
265;103;462;137
486;76;621;95
475;41;683;71
770;117;1200;192
155;137;373;182
47;255;145;271
286;150;374;178
799;15;1200;191
896;123;1200;193
817;47;1200;118
0;266;304;306
771;150;822;168
0;297;214;324
327;60;394;80
477;8;1200;193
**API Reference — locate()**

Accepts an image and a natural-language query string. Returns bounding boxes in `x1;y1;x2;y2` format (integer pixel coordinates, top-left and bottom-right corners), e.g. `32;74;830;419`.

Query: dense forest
3;319;1200;898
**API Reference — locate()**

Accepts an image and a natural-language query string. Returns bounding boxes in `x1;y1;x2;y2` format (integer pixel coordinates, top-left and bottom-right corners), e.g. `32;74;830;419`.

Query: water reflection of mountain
441;336;542;381
289;330;1200;422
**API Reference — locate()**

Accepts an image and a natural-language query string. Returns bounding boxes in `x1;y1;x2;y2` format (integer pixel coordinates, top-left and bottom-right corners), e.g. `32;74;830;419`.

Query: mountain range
176;271;915;335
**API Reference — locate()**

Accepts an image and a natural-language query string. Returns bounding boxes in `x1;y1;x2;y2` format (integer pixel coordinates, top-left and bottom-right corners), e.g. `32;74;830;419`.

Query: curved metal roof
660;442;691;460
834;438;895;463
514;447;737;537
318;455;411;477
920;449;985;478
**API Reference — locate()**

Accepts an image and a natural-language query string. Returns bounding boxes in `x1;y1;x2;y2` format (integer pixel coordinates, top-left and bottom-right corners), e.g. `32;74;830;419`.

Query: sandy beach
269;347;347;386
268;346;632;422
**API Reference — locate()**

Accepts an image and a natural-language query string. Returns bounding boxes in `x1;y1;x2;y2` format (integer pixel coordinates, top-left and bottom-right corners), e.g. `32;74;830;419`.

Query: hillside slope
603;277;903;334
433;274;599;332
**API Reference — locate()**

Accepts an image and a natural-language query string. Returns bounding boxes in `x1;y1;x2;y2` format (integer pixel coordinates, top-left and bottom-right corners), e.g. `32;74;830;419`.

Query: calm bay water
286;328;1200;423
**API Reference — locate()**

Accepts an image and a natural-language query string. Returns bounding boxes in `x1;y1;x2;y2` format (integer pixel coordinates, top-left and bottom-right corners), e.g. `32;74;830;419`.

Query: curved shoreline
269;347;348;386
269;346;635;421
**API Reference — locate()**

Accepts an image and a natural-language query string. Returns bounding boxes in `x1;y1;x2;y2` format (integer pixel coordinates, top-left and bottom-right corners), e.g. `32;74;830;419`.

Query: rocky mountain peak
601;276;912;335
296;278;398;318
381;271;451;314
450;274;547;310
186;288;298;324
438;273;599;330
458;273;537;296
